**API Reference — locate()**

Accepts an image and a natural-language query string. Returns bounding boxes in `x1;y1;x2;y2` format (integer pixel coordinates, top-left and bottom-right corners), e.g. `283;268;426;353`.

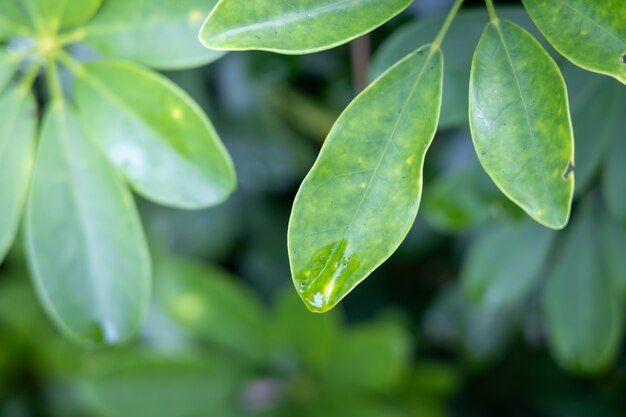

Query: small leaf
25;103;151;345
288;45;443;312
82;353;242;417
602;92;626;226
155;257;269;363
74;60;236;209
543;206;623;374
84;0;223;70
199;0;412;54
469;19;574;229
522;0;626;84
461;220;555;311
0;88;35;263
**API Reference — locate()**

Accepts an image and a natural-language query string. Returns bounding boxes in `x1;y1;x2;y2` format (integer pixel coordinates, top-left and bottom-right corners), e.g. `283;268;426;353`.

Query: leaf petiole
56;49;84;76
18;60;42;93
45;60;64;104
485;0;498;22
432;0;464;49
57;29;87;47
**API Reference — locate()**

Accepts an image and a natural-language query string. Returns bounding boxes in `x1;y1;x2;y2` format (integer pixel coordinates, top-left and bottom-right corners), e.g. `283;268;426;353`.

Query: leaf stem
57;28;87;47
18;61;42;93
432;0;465;49
485;0;498;22
56;49;84;76
46;60;64;105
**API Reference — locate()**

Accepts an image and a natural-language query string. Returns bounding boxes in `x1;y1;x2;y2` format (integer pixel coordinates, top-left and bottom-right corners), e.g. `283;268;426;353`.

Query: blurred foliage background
1;0;626;416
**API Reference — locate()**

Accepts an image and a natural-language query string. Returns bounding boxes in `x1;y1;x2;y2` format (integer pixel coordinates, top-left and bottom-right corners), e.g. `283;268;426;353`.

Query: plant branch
46;60;64;105
432;0;465;49
485;0;498;22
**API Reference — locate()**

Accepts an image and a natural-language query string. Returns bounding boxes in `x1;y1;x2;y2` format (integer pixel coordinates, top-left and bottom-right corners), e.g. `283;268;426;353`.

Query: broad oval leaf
522;0;626;84
543;206;623;374
199;0;412;54
84;0;223;70
0;0;29;39
25;103;151;345
461;220;555;311
469;20;574;229
155;257;269;362
62;0;102;28
74;60;236;209
0;88;35;262
288;45;443;312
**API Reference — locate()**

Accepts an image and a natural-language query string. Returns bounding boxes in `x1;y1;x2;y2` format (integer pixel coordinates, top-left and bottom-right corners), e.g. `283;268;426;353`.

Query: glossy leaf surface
85;0;222;70
25;103;151;345
469;20;574;229
200;0;412;54
74;60;236;209
289;46;443;312
0;88;35;262
523;0;626;84
543;207;623;374
461;220;554;310
156;257;268;362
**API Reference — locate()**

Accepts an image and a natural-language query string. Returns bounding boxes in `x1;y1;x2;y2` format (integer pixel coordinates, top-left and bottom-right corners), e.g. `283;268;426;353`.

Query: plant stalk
485;0;499;22
432;0;465;49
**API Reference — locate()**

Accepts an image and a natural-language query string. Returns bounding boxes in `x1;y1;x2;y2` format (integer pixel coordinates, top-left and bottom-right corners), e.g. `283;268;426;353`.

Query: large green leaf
0;0;29;39
469;19;574;230
25;103;151;345
74;60;236;209
543;206;623;374
0;88;35;263
461;220;555;311
84;0;222;70
522;0;626;84
371;7;544;130
563;65;624;195
156;257;269;362
602;93;626;226
288;45;443;312
82;353;241;417
199;0;412;54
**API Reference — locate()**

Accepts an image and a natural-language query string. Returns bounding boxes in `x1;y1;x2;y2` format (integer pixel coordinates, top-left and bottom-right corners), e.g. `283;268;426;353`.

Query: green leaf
155;257;269;362
84;0;223;70
522;0;626;84
469;19;574;230
602;93;626;226
321;321;411;392
62;0;102;28
82;353;241;417
288;45;443;312
0;50;19;92
0;88;35;262
371;7;543;130
0;0;29;39
74;60;236;209
543;206;623;374
25;103;151;345
563;65;624;195
199;0;412;54
461;220;555;311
